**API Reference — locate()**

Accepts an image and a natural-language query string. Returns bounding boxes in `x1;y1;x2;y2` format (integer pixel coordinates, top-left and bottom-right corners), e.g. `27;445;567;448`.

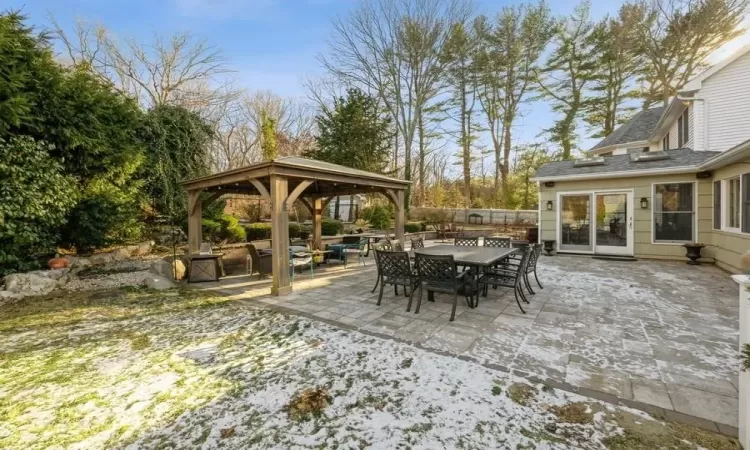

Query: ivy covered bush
0;137;77;275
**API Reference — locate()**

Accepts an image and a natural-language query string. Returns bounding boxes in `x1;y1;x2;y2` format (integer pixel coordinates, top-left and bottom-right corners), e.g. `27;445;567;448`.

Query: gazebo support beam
270;174;291;296
312;198;323;250
394;190;405;246
187;189;203;254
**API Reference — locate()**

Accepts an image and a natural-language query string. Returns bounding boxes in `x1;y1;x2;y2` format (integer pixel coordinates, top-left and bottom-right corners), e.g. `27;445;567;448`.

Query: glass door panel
560;194;592;251
594;192;633;255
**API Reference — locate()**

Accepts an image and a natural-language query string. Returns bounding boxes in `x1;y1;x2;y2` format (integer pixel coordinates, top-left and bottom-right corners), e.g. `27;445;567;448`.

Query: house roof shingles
589;107;666;151
532;149;717;180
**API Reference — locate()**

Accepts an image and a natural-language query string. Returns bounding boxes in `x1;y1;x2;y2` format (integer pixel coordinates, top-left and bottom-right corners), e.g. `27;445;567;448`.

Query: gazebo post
270;174;291;296
312;197;323;250
395;190;405;246
187;189;203;254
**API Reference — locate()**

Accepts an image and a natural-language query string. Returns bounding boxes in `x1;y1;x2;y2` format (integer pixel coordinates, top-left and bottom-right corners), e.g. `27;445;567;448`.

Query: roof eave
531;165;699;183
699;139;750;171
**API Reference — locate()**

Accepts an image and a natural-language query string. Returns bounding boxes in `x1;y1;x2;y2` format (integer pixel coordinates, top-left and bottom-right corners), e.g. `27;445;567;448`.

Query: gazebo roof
181;156;408;197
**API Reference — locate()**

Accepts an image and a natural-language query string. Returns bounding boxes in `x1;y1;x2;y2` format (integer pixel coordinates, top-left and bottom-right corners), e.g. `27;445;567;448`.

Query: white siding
701;51;750;152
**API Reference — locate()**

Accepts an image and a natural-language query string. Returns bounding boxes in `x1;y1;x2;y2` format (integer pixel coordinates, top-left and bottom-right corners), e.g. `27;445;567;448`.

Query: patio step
591;255;638;262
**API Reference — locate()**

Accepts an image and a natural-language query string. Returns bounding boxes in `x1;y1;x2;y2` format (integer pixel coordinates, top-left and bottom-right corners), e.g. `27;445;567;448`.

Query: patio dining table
410;245;517;268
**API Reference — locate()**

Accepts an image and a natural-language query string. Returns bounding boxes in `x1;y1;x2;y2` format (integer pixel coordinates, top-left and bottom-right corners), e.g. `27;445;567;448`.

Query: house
533;45;750;272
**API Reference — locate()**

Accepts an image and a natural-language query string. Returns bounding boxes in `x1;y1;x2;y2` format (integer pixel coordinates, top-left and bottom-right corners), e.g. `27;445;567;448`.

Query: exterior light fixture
640;197;649;209
546;200;553;211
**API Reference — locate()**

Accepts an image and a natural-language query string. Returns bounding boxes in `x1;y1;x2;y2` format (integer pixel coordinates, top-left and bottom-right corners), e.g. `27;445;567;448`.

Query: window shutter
742;174;750;232
714;181;721;230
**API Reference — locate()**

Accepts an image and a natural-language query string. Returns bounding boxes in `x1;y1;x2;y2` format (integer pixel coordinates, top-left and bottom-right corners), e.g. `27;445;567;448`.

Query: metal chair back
454;237;479;246
526;243;542;273
415;252;457;289
410;237;425;250
484;237;511;248
377;250;413;281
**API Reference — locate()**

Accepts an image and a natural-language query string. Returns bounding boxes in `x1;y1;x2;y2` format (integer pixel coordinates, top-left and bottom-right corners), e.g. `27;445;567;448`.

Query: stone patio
200;243;741;434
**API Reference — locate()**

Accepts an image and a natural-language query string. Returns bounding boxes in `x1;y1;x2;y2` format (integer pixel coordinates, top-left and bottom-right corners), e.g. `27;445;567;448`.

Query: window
743;174;750;233
677;109;689;147
653;183;694;242
642;146;650;153
662;134;670;150
713;181;721;229
726;177;741;229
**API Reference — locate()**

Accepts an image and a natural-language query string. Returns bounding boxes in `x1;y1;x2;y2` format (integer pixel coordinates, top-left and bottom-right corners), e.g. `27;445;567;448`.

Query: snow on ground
1;287;739;450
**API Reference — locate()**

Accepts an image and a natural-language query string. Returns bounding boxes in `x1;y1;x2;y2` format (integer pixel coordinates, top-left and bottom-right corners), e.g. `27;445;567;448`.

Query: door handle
629;218;633;229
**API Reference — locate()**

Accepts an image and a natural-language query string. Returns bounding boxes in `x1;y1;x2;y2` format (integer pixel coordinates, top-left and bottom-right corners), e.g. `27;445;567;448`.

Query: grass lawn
0;287;740;449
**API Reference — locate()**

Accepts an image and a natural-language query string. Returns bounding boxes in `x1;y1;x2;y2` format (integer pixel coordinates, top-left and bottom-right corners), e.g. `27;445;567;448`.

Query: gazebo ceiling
181;156;409;197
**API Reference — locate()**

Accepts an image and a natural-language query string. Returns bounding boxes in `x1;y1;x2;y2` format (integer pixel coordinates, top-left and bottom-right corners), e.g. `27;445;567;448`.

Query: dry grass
549;402;594;424
285;387;332;421
506;383;537;406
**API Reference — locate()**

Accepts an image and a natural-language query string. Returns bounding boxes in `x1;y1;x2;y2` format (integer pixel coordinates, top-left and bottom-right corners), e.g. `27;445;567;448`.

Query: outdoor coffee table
294;250;331;279
187;253;225;283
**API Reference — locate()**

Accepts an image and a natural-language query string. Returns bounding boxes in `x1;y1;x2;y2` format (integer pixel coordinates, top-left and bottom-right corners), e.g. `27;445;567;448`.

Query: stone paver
203;242;740;428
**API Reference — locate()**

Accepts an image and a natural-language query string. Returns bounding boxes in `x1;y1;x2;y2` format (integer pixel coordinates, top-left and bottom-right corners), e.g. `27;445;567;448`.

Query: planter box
731;275;749;448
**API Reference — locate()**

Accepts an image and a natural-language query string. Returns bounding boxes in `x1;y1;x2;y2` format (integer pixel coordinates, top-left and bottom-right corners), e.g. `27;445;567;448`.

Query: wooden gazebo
181;156;410;295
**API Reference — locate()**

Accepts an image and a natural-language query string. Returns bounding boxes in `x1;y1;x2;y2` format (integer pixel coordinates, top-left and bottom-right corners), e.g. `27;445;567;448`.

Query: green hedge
242;222;306;241
244;223;271;241
404;222;424;233
321;219;343;236
218;215;246;242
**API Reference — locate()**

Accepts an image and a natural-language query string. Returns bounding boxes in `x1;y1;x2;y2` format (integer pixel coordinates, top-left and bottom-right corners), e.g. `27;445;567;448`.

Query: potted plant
682;242;705;265
48;253;68;270
353;219;370;234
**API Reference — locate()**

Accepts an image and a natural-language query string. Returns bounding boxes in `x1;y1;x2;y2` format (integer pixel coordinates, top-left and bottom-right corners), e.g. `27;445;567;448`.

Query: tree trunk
334;196;340;220
348;195;354;221
462;82;471;208
418;113;426;207
501;117;513;205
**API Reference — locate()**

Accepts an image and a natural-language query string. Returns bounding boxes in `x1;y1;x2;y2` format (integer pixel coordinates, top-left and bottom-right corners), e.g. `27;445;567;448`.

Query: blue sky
8;0;749;156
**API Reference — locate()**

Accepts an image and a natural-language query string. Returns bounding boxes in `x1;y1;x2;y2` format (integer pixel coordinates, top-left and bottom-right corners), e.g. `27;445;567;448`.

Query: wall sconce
546;200;554;211
640;197;649;209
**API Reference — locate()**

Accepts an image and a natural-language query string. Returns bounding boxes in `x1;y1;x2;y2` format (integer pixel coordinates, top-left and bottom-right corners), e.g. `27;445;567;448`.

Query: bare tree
50;17;231;109
319;0;473;208
626;0;747;107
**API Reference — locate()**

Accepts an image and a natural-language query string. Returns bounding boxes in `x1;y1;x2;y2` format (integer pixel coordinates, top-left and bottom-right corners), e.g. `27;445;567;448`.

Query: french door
559;191;634;256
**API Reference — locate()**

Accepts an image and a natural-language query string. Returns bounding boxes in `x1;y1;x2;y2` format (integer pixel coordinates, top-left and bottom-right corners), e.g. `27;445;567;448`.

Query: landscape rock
126;241;154;257
149;258;186;281
143;275;174;290
111;248;131;261
0;290;23;302
90;253;114;266
3;272;58;296
64;256;92;272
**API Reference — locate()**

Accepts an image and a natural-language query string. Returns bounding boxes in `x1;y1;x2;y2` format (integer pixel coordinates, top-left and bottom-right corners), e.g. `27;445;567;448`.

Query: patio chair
484;237;511;248
477;246;532;314
454;237;479;246
289;249;313;284
414;253;478;321
343;237;368;268
501;243;543;294
375;250;419;311
247;243;272;279
370;242;388;293
410;237;424;250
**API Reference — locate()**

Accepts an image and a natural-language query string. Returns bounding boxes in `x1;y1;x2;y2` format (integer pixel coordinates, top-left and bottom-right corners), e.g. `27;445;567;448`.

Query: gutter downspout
677;94;708;151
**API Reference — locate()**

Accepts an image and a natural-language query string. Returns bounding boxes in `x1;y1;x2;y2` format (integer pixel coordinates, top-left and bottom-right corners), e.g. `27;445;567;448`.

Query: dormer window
662;134;670;150
677;109;689;147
